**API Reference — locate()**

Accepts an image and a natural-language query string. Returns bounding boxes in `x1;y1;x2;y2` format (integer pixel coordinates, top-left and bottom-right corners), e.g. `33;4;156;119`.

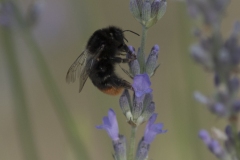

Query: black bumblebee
66;26;137;95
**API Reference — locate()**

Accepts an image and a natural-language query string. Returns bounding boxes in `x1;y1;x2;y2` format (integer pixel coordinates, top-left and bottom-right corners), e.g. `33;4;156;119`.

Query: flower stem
1;28;40;160
128;126;137;160
138;25;148;73
10;2;90;160
229;116;240;159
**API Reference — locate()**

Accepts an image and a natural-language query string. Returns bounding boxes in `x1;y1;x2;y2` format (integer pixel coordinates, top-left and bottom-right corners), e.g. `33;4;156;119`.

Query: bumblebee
66;26;137;95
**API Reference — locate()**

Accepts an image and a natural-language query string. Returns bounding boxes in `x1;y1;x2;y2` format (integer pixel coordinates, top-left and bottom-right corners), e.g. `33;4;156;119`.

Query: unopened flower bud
151;0;160;18
143;93;153;109
128;46;140;76
194;91;209;104
112;135;127;160
137;101;155;125
190;44;213;69
129;0;141;22
142;0;151;23
146;45;160;77
130;0;167;28
211;103;226;116
136;138;149;160
156;0;167;21
119;89;133;121
136;94;154;125
132;95;144;120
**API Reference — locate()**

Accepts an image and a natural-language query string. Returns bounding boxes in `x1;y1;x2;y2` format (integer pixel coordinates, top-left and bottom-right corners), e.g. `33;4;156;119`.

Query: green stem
11;2;89;160
138;26;148;73
1;27;40;160
128;126;137;160
229;116;240;159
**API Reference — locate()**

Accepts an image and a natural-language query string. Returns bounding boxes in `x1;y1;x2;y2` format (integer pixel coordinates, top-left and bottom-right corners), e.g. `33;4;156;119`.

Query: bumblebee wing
78;45;104;92
66;50;88;84
66;45;104;93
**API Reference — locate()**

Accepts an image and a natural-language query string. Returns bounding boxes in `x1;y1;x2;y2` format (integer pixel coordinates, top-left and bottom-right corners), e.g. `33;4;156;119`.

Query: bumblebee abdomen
99;87;123;95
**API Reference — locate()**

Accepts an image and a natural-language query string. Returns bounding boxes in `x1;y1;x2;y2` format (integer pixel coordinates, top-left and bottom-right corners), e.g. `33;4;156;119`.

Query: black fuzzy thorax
86;26;124;57
87;26;126;90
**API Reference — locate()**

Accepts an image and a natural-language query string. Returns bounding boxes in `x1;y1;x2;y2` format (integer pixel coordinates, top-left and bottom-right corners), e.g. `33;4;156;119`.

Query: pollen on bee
100;87;123;95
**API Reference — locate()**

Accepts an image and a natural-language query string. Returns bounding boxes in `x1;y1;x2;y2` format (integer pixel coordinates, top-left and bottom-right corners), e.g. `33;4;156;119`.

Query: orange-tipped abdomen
99;87;123;96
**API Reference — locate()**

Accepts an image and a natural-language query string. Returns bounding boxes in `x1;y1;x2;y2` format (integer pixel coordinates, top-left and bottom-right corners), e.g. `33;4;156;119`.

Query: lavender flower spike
132;73;152;98
143;113;167;144
96;109;119;141
199;130;226;159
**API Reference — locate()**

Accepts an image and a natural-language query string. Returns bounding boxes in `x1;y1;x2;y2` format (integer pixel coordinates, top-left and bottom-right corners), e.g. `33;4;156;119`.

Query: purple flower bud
211;103;226;116
151;0;160;18
137;101;155;125
128;46;140;76
190;44;212;69
132;95;144;120
96;109;119;141
119;89;131;112
156;0;167;21
232;100;240;112
143;113;167;144
209;140;225;158
132;73;153;98
130;0;167;28
142;0;151;23
199;130;211;145
112;135;127;160
143;93;153;109
199;130;226;159
129;0;141;21
146;45;160;77
119;89;132;121
194;91;209;104
136;138;150;160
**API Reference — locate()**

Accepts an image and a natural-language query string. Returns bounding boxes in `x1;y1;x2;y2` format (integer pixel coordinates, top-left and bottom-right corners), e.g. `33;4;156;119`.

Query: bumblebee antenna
123;30;140;36
124;37;128;42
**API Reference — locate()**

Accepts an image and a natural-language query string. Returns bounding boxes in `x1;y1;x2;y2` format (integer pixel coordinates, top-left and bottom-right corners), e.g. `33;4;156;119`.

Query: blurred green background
0;0;240;160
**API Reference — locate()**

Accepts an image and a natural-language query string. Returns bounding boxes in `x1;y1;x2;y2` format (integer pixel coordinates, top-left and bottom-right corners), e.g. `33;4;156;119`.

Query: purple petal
132;73;152;97
149;123;165;133
148;113;158;125
103;116;111;126
143;114;166;144
108;109;119;136
96;109;119;141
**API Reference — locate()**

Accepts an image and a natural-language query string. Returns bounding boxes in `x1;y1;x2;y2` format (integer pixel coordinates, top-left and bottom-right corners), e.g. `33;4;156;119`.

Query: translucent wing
66;45;104;92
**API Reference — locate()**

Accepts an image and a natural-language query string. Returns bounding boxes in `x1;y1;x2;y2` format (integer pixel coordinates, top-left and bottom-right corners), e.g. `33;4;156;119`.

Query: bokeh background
0;0;240;160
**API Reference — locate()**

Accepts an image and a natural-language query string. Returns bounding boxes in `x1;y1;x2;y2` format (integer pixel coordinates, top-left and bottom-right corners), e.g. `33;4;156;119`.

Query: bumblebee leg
116;53;127;56
110;57;135;63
